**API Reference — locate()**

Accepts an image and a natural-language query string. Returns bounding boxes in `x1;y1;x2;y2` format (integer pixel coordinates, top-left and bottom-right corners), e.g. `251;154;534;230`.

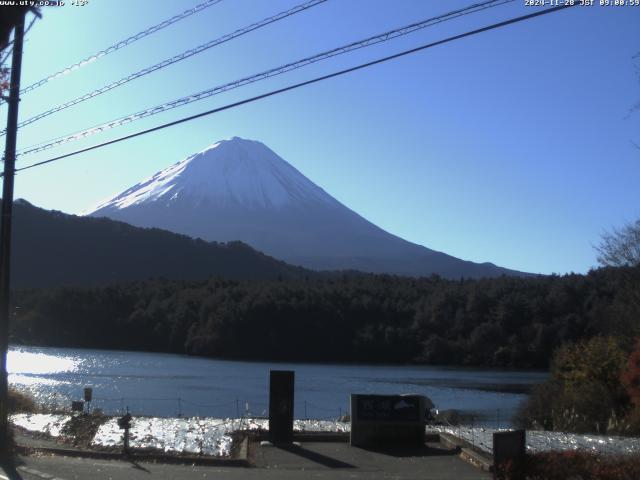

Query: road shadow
357;443;459;458
122;455;151;473
275;444;356;469
130;459;151;473
0;460;24;480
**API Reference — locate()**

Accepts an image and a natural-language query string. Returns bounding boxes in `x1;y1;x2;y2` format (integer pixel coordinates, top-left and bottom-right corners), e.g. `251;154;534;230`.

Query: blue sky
3;0;639;275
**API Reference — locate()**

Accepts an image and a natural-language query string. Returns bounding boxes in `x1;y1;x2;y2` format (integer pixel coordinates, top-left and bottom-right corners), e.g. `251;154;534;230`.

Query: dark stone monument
350;394;426;448
269;370;294;444
493;429;526;480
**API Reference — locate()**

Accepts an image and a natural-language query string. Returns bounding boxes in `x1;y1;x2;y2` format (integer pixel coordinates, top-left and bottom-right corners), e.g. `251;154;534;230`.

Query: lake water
8;345;547;427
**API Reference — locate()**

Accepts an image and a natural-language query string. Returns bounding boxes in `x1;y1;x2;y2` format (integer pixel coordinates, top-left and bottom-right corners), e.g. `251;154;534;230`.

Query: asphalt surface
2;441;490;480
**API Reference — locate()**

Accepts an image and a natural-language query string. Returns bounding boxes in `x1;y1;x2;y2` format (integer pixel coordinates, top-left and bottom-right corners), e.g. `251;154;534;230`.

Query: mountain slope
88;137;528;279
9;199;306;288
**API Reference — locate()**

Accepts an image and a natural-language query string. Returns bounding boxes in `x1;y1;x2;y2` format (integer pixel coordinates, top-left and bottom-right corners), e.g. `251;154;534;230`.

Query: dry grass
8;388;36;413
497;451;640;480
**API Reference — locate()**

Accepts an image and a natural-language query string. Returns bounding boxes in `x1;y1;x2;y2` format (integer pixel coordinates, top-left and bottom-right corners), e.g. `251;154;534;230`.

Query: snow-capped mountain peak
89;137;335;213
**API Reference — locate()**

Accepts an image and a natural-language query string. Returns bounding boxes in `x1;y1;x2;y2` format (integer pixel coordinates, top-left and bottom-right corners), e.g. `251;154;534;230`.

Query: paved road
3;442;490;480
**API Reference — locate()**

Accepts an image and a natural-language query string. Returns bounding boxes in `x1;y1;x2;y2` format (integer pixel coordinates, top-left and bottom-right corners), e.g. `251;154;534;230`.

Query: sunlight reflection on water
7;348;81;375
9;374;72;387
7;349;81;405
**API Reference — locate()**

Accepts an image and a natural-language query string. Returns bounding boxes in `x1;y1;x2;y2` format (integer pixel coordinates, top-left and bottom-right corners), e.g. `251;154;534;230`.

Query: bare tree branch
597;219;640;267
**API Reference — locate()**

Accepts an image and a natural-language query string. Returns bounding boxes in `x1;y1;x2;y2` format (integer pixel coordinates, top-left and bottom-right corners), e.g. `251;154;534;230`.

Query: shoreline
7;343;550;373
11;412;640;464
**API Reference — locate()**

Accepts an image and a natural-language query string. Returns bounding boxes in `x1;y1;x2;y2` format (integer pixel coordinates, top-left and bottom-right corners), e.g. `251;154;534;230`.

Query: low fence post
471;416;475;448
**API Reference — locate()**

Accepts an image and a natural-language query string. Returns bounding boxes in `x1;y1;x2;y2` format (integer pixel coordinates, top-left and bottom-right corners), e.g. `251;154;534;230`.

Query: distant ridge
88;137;529;279
8;199;307;289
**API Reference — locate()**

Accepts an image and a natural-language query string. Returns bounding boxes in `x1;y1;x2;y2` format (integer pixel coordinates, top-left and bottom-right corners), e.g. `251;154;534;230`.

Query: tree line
9;265;640;369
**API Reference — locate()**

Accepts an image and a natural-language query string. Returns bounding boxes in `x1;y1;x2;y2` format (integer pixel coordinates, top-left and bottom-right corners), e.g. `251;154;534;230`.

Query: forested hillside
10;266;639;368
8;199;307;287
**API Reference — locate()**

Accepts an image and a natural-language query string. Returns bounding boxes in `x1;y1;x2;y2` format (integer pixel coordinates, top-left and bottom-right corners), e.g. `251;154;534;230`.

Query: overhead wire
9;3;577;176
15;0;225;97
17;0;515;156
4;0;327;134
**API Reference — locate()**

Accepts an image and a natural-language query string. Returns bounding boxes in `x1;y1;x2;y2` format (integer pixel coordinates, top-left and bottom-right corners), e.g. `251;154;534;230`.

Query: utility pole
0;11;25;452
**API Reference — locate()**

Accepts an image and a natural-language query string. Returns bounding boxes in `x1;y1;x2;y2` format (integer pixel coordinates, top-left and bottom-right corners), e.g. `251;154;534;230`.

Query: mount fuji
87;137;525;278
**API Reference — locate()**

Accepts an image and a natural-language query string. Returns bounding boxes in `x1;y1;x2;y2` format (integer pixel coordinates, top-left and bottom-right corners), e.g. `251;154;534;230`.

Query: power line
4;0;327;134
16;0;225;97
17;0;514;156
10;3;576;176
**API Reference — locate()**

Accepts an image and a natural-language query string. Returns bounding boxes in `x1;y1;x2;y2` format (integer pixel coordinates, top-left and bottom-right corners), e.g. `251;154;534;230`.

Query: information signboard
350;394;426;448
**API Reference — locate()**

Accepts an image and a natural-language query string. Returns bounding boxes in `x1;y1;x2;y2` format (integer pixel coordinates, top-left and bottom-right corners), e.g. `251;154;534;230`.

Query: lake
8;345;547;427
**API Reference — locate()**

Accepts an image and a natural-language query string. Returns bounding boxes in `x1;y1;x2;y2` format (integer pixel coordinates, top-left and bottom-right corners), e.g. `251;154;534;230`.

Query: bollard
84;387;93;414
493;430;526;480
